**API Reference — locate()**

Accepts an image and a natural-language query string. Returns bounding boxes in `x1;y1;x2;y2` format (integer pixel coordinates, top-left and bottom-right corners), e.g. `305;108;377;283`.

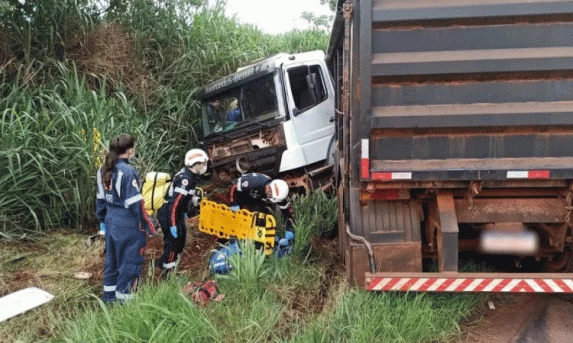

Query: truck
195;51;336;193
328;0;573;292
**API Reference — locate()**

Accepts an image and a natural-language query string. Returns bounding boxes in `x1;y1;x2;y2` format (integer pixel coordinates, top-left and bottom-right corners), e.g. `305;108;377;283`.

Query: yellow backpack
142;172;172;216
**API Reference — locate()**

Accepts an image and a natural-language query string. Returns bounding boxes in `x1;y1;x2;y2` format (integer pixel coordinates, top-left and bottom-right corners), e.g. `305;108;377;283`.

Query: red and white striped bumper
366;273;573;293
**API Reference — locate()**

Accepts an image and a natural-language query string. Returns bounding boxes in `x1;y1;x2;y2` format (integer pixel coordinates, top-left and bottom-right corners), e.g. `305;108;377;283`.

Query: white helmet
269;179;289;203
185;149;209;175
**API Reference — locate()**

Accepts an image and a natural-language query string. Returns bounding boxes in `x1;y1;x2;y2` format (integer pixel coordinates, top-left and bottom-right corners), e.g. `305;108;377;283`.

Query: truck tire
543;246;573;272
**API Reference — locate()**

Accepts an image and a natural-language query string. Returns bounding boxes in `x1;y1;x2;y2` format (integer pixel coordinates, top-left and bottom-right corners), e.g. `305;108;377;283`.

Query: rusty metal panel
373;23;573;53
361;200;422;243
436;193;459;272
349;242;422;287
371;102;573;128
363;0;573;179
455;198;568;223
372;48;573;76
372;0;573;23
373;80;573;107
370;133;573;160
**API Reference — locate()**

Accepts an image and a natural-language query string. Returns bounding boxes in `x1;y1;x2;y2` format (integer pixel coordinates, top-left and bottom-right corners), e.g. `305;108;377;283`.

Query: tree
301;10;332;33
320;0;337;12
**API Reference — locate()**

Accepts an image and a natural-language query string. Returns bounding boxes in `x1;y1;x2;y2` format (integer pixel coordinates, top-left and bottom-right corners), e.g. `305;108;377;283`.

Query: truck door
284;63;335;165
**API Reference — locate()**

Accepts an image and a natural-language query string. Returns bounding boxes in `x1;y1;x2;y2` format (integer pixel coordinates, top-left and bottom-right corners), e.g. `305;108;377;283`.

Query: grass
290;290;483;343
1;1;330;236
0;231;103;342
0;193;486;343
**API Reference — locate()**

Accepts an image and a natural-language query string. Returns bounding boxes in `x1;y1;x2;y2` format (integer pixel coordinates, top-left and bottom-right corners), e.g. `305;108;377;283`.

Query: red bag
183;280;225;306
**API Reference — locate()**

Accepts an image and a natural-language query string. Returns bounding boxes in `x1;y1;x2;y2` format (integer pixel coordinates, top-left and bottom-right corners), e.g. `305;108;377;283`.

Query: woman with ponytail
95;134;156;303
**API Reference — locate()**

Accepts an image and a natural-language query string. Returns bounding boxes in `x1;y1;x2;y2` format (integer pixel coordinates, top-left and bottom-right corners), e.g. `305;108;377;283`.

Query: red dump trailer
327;0;573;292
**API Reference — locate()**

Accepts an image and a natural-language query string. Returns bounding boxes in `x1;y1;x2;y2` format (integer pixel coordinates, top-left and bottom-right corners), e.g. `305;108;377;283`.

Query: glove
285;230;294;243
170;226;178;238
230;205;240;212
98;222;106;236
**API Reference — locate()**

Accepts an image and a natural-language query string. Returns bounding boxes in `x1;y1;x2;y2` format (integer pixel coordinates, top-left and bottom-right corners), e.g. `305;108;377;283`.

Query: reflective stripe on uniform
278;202;289;209
237;177;242;191
163;261;177;269
174;187;189;195
104;285;116;292
96;169;104;199
125;194;143;206
115;170;123;199
115;291;134;301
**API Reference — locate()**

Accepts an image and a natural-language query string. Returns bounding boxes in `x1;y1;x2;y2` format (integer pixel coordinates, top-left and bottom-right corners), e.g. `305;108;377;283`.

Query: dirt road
465;294;573;343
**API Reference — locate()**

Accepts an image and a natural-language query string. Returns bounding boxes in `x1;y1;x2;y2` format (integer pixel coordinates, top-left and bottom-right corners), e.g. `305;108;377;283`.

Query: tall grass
291;191;338;257
290;290;484;343
0;62;141;233
0;1;329;234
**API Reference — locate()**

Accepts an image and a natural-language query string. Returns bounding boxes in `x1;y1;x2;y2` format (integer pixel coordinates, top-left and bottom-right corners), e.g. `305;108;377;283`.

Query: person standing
95;133;156;303
157;149;209;275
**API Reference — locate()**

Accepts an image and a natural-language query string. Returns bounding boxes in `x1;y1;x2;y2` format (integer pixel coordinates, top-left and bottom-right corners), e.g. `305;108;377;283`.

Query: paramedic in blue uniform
95;134;156;303
229;172;293;225
157;149;209;274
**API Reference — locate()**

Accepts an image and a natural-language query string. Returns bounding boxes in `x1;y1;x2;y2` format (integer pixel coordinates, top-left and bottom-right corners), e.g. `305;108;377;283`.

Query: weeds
1;1;329;236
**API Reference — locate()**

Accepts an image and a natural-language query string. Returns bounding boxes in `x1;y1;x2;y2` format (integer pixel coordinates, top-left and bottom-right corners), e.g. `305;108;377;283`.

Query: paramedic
95;134;156;303
229;173;294;226
157;148;209;274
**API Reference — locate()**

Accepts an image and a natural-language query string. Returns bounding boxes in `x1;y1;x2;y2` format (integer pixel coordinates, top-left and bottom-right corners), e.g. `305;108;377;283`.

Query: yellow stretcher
198;200;276;255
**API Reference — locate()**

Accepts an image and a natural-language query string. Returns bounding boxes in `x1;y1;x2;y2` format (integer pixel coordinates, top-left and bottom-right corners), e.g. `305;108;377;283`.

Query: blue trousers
103;207;146;302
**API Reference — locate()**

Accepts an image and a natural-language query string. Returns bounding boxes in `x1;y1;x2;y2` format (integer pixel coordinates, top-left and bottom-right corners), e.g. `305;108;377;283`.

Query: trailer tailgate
363;0;573;181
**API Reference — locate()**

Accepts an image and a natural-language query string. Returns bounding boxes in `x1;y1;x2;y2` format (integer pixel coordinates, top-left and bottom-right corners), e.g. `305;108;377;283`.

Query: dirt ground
145;218;219;280
461;293;573;343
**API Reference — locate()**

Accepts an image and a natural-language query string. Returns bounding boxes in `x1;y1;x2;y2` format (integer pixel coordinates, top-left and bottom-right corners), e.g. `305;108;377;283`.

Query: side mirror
292;107;300;116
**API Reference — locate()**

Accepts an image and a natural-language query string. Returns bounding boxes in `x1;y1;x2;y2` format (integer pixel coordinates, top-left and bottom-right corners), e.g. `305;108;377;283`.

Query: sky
223;0;334;34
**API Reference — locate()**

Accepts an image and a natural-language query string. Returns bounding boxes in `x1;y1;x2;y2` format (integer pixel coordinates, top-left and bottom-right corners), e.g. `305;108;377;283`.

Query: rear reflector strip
507;170;550;179
361;159;370;179
361;139;369;179
372;172;412;180
367;277;573;293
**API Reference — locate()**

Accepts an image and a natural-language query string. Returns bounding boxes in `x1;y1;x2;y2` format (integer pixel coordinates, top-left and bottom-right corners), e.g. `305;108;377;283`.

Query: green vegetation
0;2;486;342
0;192;484;343
0;0;329;234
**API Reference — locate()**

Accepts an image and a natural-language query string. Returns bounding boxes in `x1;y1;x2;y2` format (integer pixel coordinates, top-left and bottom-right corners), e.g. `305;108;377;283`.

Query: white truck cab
196;50;335;192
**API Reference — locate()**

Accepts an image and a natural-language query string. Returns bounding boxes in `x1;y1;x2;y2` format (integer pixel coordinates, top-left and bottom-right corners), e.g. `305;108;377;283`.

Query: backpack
183;280;224;306
142;172;172;216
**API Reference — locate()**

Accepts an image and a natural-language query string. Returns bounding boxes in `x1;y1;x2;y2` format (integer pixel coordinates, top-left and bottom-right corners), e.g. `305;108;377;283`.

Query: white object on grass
0;287;54;323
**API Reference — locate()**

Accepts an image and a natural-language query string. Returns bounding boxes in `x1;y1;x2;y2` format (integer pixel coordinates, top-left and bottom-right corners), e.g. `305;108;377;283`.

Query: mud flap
198;200;276;254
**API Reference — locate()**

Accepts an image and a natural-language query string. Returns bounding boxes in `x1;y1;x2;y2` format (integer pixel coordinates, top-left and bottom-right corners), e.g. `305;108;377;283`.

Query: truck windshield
201;73;279;137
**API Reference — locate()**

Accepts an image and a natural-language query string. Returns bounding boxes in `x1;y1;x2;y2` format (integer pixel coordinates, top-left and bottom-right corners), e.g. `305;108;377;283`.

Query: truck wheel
543;246;573;272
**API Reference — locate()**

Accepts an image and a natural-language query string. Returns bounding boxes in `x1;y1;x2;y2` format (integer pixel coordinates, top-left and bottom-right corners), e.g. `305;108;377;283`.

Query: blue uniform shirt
96;159;155;235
